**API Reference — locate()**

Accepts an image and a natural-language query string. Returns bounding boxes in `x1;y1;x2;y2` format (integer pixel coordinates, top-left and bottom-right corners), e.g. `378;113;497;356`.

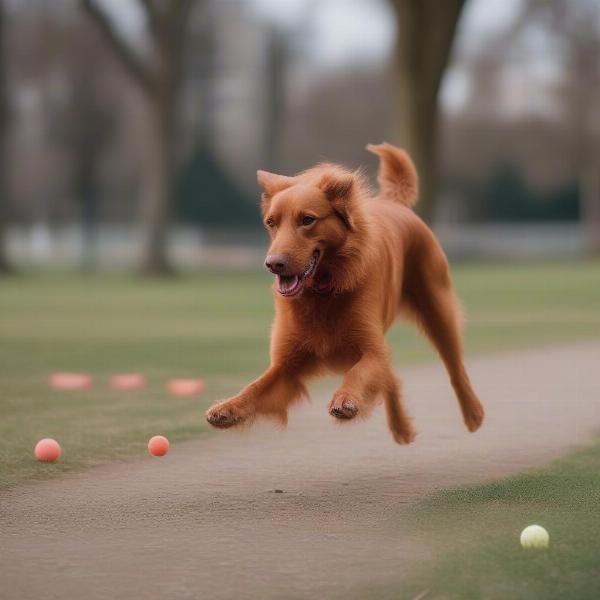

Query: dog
206;143;485;444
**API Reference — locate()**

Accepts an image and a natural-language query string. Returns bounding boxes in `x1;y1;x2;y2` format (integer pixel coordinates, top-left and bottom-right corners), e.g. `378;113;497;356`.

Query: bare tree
550;0;600;256
513;0;600;254
82;0;196;274
388;0;466;222
263;25;287;173
0;0;11;273
57;19;116;270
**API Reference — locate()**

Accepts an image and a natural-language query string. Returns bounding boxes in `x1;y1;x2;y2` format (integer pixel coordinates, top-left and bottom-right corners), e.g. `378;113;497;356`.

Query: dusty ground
1;341;599;600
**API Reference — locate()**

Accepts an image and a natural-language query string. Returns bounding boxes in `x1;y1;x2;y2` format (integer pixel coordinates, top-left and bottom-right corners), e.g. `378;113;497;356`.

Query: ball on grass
35;438;61;462
166;378;205;397
110;373;146;391
520;525;549;549
49;372;92;391
148;435;169;457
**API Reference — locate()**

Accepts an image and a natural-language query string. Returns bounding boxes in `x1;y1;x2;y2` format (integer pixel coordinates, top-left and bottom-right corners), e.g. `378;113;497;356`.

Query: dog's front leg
206;359;315;429
329;346;416;443
328;349;390;419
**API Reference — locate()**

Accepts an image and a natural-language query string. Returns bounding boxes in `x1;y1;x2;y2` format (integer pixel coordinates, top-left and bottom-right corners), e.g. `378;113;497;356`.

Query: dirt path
2;341;599;600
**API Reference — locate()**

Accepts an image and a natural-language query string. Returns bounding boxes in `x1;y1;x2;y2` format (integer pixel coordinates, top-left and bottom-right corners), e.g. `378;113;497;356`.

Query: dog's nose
265;254;289;274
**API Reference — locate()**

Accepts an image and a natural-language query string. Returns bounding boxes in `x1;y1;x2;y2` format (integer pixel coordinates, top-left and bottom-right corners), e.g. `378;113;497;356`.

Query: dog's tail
366;142;418;208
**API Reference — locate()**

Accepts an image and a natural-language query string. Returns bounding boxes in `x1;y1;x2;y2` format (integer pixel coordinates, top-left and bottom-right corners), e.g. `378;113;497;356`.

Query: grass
1;260;599;488
357;437;600;599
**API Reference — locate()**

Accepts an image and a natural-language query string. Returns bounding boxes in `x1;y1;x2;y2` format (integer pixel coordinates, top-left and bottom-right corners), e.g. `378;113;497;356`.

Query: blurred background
0;0;598;273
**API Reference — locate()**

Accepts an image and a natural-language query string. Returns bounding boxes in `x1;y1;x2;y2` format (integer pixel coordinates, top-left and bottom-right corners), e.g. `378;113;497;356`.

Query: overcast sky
251;0;525;66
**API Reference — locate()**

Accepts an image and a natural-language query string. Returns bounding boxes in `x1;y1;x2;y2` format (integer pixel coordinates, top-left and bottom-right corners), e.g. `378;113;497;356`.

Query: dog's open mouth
313;271;332;293
276;250;320;297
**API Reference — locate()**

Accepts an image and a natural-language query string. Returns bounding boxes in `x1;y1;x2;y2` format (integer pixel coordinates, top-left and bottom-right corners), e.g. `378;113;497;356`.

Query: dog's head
258;164;369;298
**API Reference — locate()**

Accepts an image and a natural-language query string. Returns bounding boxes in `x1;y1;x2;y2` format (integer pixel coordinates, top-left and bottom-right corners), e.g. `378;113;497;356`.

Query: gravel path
2;341;599;600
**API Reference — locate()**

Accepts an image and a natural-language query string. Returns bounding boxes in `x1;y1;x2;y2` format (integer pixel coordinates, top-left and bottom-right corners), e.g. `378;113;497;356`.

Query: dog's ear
320;172;356;230
257;170;293;197
257;170;293;214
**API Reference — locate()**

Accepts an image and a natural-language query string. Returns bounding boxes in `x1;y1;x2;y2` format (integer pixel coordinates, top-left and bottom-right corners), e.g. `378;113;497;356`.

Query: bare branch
169;0;196;51
166;0;196;82
138;0;162;42
81;0;155;97
168;0;196;25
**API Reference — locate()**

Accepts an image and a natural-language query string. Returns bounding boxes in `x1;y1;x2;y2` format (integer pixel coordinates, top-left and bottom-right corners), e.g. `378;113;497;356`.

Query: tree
58;20;116;270
82;0;196;274
0;0;11;273
514;0;600;254
547;0;600;255
388;0;466;222
263;25;287;173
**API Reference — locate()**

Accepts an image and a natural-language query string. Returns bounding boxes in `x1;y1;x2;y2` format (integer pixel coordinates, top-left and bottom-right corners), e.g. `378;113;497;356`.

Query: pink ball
49;372;92;391
148;435;169;457
35;438;61;462
166;378;205;396
110;373;146;391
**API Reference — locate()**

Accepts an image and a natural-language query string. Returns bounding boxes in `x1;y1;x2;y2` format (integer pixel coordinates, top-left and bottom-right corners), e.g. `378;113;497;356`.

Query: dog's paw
390;425;417;445
206;400;251;429
329;391;359;420
464;401;485;432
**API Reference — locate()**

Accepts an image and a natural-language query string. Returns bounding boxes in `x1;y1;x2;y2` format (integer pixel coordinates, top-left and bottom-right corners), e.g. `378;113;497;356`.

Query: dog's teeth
278;275;300;295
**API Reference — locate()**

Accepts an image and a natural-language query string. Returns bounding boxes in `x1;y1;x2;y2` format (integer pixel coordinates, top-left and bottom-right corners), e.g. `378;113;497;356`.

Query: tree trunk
0;201;9;273
263;26;287;173
0;0;10;274
140;96;176;275
81;0;195;276
581;163;600;256
0;139;8;273
390;0;465;223
394;80;438;223
79;175;98;271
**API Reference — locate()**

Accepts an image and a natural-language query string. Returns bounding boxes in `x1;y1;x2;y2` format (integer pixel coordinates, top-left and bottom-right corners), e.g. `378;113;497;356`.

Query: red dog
206;143;484;443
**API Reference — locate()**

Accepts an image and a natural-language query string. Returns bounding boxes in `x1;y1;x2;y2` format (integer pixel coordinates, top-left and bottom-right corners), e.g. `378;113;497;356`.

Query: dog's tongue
277;275;299;294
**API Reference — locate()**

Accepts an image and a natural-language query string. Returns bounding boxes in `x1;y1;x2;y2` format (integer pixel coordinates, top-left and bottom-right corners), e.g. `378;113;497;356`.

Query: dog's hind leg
402;241;485;432
384;377;416;445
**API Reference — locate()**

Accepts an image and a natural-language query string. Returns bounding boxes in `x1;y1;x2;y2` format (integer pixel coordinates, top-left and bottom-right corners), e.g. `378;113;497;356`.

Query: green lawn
1;261;599;489
358;436;600;600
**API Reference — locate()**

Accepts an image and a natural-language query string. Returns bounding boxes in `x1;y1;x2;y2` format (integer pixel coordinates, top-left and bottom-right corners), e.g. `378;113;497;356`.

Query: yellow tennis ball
520;525;549;549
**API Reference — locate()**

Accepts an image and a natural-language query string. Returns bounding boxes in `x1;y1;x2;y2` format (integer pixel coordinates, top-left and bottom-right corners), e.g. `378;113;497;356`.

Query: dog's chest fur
284;292;365;362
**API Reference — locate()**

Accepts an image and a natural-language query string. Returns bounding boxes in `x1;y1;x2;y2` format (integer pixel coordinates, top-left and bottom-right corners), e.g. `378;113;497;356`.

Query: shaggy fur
206;143;485;444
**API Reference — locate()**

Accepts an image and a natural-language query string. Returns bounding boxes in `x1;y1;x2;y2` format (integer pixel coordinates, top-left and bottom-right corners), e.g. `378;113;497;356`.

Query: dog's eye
301;215;316;226
265;218;276;228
